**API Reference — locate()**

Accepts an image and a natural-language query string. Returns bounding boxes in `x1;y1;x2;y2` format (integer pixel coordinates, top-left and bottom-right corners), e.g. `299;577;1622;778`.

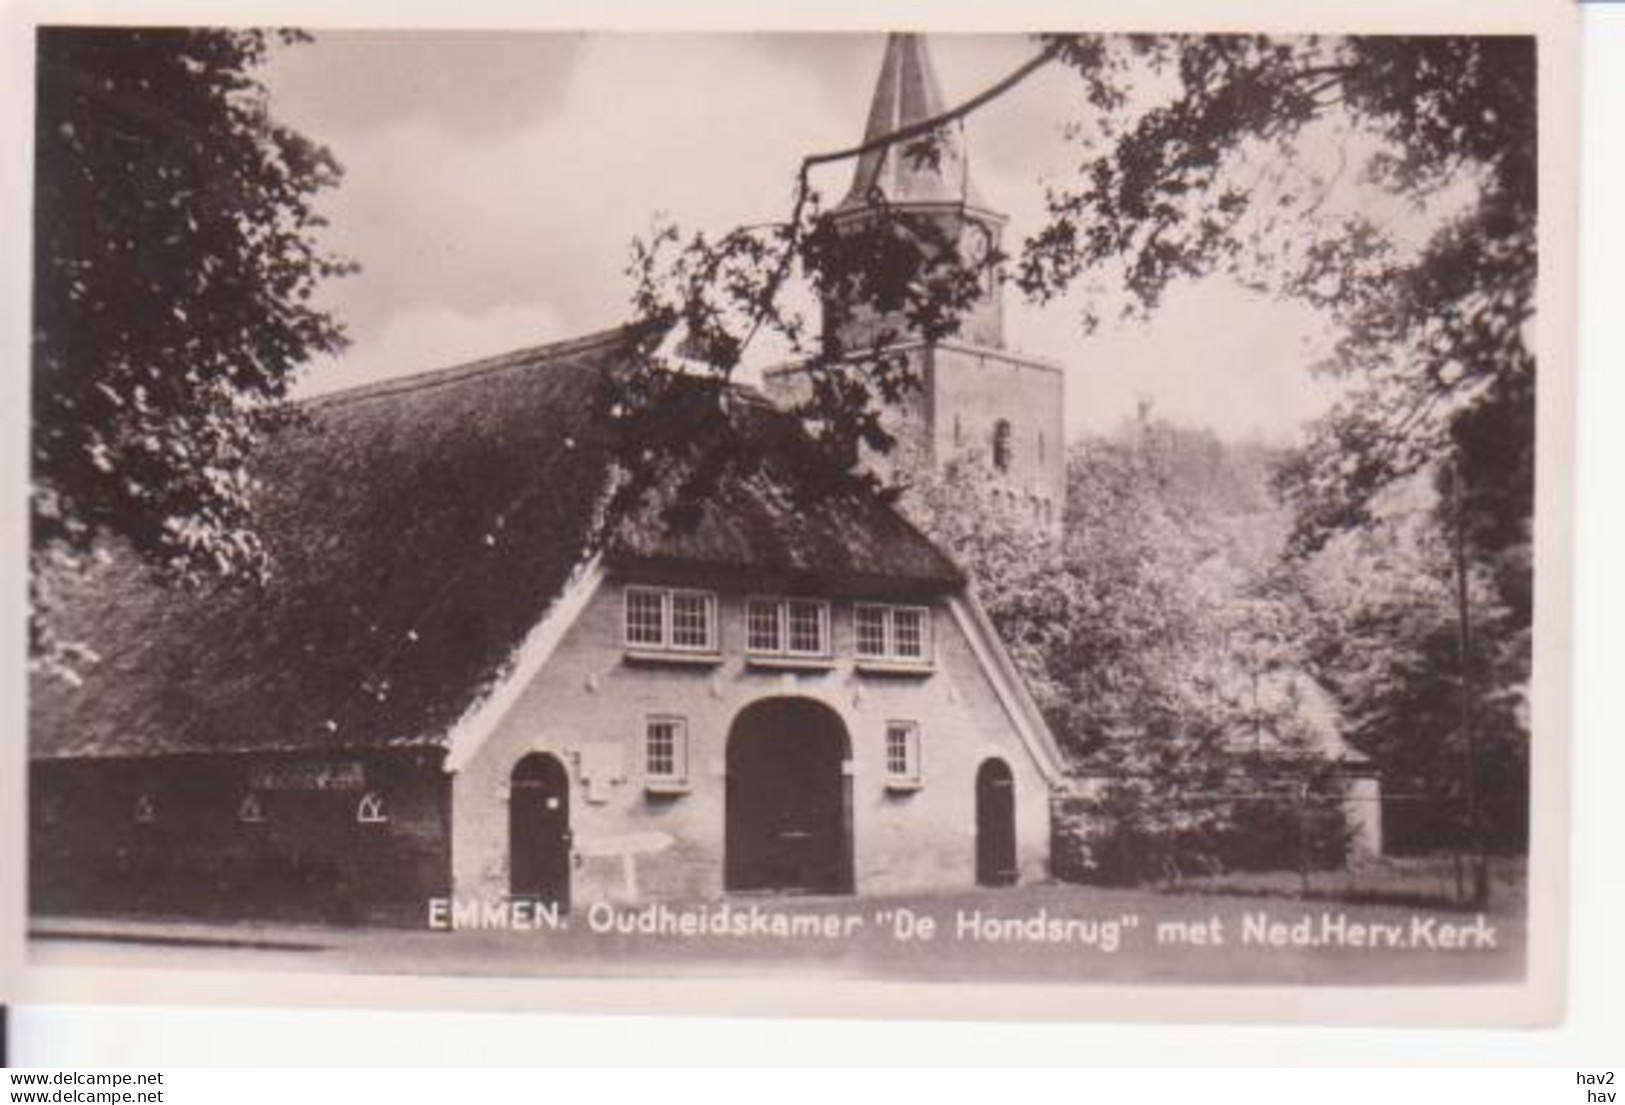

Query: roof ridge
297;322;646;411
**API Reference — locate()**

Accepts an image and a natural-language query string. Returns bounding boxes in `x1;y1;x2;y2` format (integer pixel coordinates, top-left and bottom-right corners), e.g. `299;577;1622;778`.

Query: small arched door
726;698;853;894
975;758;1018;886
510;753;571;910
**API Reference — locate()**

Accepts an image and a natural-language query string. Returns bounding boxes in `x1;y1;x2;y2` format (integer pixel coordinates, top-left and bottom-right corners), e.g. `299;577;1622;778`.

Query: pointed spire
837;33;990;213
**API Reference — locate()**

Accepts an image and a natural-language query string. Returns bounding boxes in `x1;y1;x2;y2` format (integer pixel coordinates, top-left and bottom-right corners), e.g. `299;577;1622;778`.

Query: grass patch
1151;854;1526;914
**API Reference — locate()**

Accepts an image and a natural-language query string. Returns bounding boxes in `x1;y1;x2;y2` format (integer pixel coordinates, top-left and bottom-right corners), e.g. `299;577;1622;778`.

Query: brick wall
928;343;1066;521
762;341;1066;536
29;749;450;925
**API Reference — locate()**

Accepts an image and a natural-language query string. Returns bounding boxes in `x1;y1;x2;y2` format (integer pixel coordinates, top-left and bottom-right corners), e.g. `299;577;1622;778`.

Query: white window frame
884;720;923;788
853;603;934;664
623;585;718;653
744;596;831;659
644;715;690;790
745;596;783;653
623;586;667;648
854;603;889;658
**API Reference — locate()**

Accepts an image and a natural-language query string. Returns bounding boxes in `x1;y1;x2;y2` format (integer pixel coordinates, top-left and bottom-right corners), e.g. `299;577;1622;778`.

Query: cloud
296;300;570;397
1015;279;1337;443
268;30;585;140
277;33;867;341
268;31;1344;439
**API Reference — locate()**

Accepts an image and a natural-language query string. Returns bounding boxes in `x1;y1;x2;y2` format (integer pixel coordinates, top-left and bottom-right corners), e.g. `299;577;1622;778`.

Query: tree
1297;477;1530;856
896;452;1071;712
616;34;1538;872
905;422;1350;884
1019;36;1534;546
1003;43;1537;862
32;27;352;671
619;34;1535;564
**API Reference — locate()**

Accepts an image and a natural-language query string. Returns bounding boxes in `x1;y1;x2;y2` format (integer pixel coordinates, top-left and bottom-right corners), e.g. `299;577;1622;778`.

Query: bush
1052;776;1352;886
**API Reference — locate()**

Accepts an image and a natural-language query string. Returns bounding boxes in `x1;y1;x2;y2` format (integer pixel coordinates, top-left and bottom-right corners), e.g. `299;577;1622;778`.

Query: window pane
886;723;918;780
647;721;677;778
893;608;926;659
886;727;908;775
747;600;781;652
626;589;664;646
671;593;712;649
787;601;826;654
647;718;685;781
855;606;887;657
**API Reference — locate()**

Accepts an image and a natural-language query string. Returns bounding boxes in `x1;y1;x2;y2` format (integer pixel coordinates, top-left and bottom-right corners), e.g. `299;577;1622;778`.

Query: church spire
836;33;990;214
769;34;1064;533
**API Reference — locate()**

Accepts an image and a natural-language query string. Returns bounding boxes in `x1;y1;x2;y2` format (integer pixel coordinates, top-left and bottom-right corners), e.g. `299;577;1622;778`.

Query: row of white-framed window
624;587;932;664
125;790;390;826
641;716;921;789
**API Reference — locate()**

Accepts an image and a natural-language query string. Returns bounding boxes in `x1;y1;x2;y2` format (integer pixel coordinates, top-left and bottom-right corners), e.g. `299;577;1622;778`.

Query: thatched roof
31;325;960;761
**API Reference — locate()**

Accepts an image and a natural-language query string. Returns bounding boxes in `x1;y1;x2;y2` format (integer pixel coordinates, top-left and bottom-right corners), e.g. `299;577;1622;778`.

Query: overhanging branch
799;39;1065;178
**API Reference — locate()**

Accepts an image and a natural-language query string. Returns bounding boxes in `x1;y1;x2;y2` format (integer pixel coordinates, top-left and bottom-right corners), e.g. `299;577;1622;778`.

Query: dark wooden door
726;699;852;894
510;753;571;910
976;758;1018;886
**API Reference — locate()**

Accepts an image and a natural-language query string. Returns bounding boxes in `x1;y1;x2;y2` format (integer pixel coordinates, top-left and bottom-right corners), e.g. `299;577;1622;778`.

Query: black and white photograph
8;2;1579;1026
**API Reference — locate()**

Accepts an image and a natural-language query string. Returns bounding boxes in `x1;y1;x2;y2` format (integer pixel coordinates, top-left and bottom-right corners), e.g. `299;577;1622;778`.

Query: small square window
885;722;921;787
624;587;717;654
746;597;829;658
646;717;688;788
855;604;931;664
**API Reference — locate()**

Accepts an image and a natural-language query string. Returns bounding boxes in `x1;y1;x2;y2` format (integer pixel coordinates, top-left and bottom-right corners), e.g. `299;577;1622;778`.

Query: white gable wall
451;569;1053;906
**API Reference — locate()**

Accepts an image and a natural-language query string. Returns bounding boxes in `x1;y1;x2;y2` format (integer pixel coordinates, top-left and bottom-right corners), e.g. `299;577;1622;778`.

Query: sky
263;31;1345;441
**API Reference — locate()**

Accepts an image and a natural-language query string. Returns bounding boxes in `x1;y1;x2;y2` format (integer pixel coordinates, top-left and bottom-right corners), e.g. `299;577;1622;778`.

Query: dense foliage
32;28;351;670
906;423;1354;883
31;30;1534;873
621;33;1537;876
907;415;1529;879
1295;478;1530;854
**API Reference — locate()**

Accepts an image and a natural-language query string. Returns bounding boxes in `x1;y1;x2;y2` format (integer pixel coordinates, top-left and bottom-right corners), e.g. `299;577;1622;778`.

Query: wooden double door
725;698;853;895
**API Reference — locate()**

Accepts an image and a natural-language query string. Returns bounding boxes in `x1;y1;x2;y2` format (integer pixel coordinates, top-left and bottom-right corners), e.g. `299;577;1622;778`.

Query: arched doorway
725;698;853;894
510;753;571;910
975;758;1018;886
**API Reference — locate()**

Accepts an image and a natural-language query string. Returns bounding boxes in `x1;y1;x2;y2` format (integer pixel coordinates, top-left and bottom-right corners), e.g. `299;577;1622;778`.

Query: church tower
763;33;1066;532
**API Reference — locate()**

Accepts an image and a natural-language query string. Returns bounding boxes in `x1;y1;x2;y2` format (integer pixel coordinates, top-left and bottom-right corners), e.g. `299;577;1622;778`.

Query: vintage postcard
1;0;1579;1026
